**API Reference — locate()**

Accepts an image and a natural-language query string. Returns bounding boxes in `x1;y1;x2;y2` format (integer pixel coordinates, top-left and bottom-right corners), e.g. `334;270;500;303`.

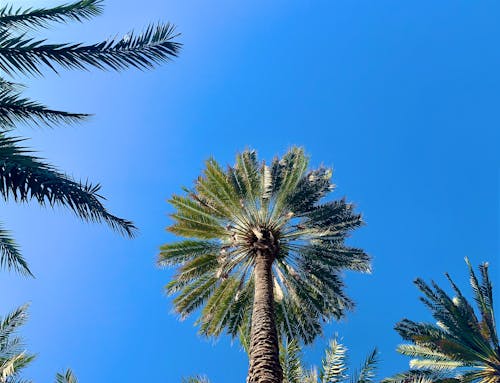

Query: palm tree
0;0;181;276
389;258;500;383
0;304;78;383
160;148;371;383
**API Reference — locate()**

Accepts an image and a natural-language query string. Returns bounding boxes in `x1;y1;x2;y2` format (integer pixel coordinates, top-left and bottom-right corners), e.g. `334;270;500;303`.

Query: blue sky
1;0;499;382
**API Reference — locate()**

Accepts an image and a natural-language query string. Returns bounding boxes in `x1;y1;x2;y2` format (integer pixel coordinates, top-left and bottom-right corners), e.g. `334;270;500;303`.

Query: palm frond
0;78;23;92
0;223;31;276
465;257;499;350
0;23;180;76
0;135;136;237
54;369;78;383
352;348;378;383
321;339;348;383
181;376;210;383
158;240;220;267
0;89;88;129
382;370;450;383
0;304;28;345
280;339;303;383
0;0;103;30
0;304;35;383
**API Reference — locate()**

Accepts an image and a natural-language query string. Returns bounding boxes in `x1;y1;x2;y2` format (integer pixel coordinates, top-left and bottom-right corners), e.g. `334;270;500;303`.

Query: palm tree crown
391;258;500;383
160;148;370;383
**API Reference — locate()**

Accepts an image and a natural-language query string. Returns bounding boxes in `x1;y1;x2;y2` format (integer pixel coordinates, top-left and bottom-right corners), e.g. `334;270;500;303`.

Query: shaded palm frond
321;339;348;383
280;339;303;383
54;369;78;383
352;348;378;383
0;223;31;276
0;89;88;129
0;0;103;30
0;23;181;76
0;135;136;237
0;304;35;383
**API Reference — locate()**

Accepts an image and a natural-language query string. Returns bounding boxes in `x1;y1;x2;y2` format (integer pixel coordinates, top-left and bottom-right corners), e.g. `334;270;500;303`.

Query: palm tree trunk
247;250;283;383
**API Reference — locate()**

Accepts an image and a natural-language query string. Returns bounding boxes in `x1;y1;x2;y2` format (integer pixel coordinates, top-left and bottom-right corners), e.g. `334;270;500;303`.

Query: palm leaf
0;89;88;129
321;339;348;383
0;23;180;76
54;369;78;383
0;135;136;237
280;339;303;383
352;348;378;383
0;0;103;30
0;224;31;276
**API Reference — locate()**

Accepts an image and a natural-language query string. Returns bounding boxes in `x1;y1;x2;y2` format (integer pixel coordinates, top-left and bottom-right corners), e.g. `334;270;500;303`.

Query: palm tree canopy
160;147;371;344
392;258;500;383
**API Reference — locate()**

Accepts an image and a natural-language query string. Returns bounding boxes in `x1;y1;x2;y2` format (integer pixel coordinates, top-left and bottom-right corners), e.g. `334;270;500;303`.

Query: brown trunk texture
247;251;283;383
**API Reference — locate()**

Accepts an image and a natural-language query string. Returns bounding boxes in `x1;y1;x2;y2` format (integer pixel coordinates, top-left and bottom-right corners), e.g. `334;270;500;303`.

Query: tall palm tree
390;258;499;383
160;148;371;383
0;304;78;383
0;0;181;276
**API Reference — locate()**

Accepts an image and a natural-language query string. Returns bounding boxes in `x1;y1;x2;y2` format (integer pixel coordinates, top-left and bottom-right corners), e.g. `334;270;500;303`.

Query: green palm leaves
0;304;34;383
280;338;378;383
392;258;500;383
0;304;79;383
160;148;371;343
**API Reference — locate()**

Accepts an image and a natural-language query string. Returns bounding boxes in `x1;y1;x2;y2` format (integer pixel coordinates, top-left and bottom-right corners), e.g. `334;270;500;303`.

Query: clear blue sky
1;0;499;382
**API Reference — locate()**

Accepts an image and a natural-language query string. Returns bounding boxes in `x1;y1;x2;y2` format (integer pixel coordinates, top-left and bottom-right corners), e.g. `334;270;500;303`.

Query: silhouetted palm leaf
0;23;180;76
0;0;103;30
0;134;136;237
0;224;30;276
0;89;88;129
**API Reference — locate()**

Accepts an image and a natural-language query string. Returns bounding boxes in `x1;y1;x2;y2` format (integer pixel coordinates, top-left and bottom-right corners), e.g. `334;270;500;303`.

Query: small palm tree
0;0;181;275
390;258;500;383
0;304;78;383
280;337;378;383
181;376;211;383
160;148;370;383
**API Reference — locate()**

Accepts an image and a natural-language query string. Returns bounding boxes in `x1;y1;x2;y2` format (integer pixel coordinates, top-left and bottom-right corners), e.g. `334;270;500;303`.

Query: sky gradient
1;1;499;382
